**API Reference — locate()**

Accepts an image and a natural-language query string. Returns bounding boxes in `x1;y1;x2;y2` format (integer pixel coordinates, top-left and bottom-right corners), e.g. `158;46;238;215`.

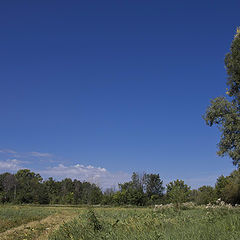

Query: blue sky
0;1;239;189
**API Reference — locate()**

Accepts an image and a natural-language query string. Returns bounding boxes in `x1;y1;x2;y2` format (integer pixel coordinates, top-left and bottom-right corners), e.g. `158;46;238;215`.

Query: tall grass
0;205;55;233
49;206;240;240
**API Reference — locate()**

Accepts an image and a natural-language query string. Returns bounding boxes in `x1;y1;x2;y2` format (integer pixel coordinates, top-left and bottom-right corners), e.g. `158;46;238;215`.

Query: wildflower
220;201;225;206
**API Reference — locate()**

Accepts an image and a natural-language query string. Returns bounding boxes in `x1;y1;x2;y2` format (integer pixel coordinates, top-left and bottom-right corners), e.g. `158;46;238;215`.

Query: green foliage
101;188;115;205
15;169;43;203
225;28;240;101
113;172;164;206
0;169;103;205
215;175;230;200
1;168;240;206
204;28;240;165
0;172;17;203
145;173;164;198
215;169;240;204
197;186;217;205
224;170;240;204
166;179;191;207
37;183;50;204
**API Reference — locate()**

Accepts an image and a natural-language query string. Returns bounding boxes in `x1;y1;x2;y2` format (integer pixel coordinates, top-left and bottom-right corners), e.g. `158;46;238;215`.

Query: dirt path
0;211;78;240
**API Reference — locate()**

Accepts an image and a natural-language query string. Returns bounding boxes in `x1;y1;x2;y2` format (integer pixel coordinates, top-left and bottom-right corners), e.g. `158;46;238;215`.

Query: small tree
166;179;191;209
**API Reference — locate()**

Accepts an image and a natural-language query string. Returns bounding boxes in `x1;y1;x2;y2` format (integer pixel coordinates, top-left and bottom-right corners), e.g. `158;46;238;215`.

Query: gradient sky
0;1;239;189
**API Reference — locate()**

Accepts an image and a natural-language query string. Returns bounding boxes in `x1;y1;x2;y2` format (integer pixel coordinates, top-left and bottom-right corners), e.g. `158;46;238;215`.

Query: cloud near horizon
40;164;131;189
0;149;227;189
0;149;131;189
0;159;22;171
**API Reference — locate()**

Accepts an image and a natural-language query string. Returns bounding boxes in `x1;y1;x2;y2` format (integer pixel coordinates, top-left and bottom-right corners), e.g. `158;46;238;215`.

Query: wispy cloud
40;164;130;189
0;149;17;154
29;152;53;158
0;149;54;161
0;159;22;171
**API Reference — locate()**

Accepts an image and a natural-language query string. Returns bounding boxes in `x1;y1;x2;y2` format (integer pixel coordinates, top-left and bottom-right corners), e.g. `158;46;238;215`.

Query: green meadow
1;205;240;240
49;206;240;240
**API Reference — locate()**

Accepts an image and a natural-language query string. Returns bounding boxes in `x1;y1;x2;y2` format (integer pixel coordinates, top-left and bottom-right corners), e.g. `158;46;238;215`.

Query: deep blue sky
0;1;239;188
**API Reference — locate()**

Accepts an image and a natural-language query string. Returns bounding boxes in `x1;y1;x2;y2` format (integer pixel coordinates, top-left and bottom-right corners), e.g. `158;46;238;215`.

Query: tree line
1;168;240;206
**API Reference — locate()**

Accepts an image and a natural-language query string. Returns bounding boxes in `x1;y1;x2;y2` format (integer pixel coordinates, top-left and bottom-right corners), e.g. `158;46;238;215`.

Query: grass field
0;205;80;240
0;205;56;233
1;205;240;240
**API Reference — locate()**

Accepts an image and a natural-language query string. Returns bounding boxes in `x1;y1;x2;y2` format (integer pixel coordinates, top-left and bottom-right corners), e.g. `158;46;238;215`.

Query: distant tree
189;189;199;203
118;182;145;206
37;183;50;204
166;180;191;208
88;184;103;204
80;182;102;204
73;179;83;204
0;173;17;203
15;169;43;203
197;185;216;205
113;190;128;205
60;178;75;204
61;178;74;195
116;172;165;205
44;177;62;204
145;173;164;199
204;27;240;166
216;169;240;204
131;172;144;191
101;188;115;205
118;173;147;206
215;175;229;200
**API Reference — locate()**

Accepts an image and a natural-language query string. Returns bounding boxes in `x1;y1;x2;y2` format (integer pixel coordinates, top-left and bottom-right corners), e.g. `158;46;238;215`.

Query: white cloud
40;164;130;189
29;152;53;158
0;149;130;189
0;159;22;171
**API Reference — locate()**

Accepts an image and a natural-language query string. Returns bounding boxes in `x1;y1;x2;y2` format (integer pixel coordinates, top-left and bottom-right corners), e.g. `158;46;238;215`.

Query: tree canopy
204;27;240;165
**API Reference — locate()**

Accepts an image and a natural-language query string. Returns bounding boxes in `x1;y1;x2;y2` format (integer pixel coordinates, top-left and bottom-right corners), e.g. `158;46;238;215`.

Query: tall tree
15;169;43;203
118;173;146;206
204;28;240;165
145;174;164;198
0;173;17;203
